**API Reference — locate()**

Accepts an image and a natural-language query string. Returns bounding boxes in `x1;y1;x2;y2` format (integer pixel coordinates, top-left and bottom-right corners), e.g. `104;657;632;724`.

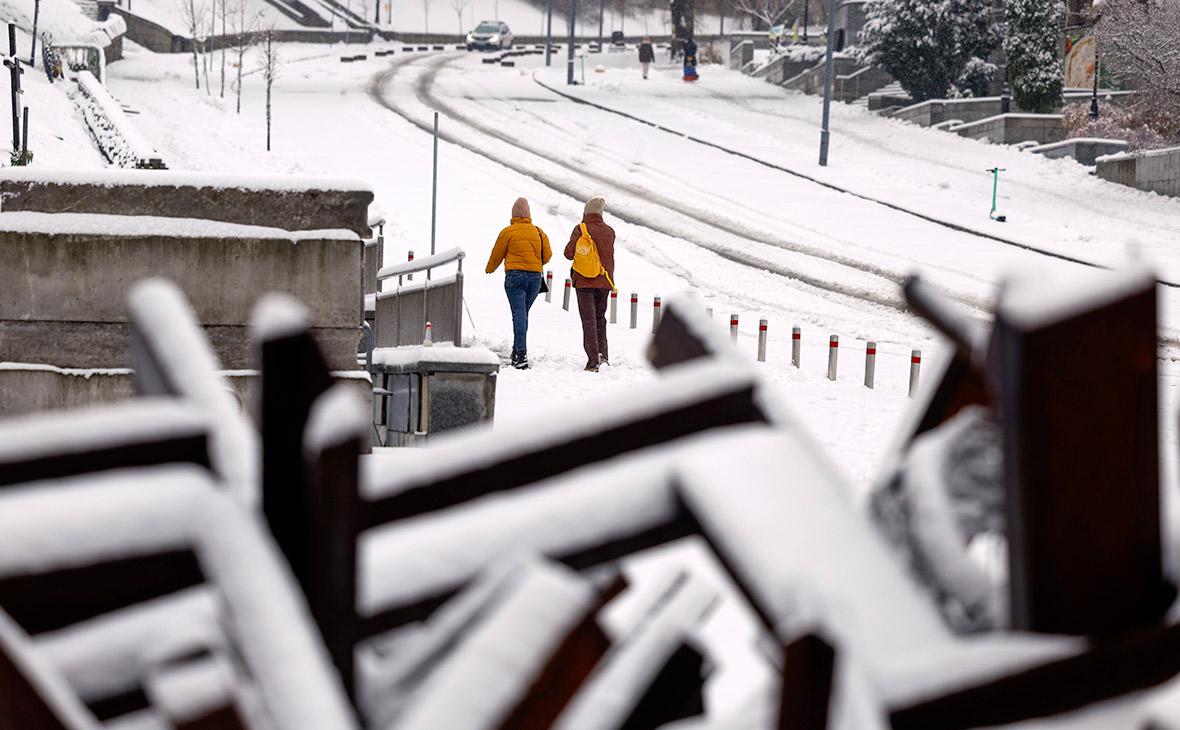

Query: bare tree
218;0;228;97
1095;0;1180;138
203;4;214;96
178;0;207;90
734;0;796;30
258;26;281;151
451;0;469;32
422;0;432;32
230;0;261;114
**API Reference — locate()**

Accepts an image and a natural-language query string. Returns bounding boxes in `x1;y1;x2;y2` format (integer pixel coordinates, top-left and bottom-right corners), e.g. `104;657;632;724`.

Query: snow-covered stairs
70;0;101;20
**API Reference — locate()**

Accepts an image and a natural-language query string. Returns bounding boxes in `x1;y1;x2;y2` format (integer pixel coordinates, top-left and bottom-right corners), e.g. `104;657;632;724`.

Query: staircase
70;0;101;20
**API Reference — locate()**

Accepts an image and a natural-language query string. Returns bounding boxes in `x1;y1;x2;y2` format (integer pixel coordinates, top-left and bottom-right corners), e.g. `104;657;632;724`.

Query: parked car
608;30;626;52
467;21;513;50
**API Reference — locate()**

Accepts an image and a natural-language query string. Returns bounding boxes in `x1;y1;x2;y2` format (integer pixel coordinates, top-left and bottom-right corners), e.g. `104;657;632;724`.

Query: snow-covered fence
374;247;465;348
73;70;165;169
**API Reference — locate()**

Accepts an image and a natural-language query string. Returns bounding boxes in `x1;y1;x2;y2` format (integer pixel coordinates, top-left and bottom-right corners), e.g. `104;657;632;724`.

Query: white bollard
757;319;768;362
545;271;553;303
610;291;617;324
791;326;801;368
423;321;433;346
407;250;414;281
563;278;572;311
652;296;662;334
827;335;839;381
909;349;922;398
730;314;739;342
629;293;638;329
864;341;876;389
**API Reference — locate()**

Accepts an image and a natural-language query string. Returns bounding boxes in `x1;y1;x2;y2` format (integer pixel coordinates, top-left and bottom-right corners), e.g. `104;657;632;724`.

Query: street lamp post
546;0;554;66
567;0;577;85
1088;45;1100;119
803;0;809;43
817;0;840;166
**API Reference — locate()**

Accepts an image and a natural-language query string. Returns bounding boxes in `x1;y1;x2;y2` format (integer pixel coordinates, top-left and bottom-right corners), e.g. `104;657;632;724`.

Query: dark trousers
504;270;542;353
576;288;610;366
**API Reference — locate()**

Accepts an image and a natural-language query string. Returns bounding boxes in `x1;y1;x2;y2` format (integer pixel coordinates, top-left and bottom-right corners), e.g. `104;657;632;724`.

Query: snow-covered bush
1095;0;1180;139
860;0;999;102
955;56;997;97
1061;101;1172;151
1003;0;1063;113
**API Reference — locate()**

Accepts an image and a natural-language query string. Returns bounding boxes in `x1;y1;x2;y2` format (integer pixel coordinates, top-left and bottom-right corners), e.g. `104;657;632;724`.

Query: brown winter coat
564;213;616;289
486;216;553;273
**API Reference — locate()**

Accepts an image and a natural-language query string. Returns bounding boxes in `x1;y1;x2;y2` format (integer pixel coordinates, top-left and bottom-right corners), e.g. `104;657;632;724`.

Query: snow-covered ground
7;29;1180;723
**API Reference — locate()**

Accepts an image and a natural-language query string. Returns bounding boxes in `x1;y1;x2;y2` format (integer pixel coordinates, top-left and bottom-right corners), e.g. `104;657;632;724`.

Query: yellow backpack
572;223;615;291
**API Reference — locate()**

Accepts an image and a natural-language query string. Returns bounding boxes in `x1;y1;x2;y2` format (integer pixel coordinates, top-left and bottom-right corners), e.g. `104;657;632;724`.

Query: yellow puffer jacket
486;217;552;273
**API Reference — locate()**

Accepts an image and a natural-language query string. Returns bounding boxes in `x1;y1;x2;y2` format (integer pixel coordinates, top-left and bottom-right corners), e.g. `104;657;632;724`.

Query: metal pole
545;271;553;302
563;278;572;310
546;0;554;66
1088;46;1100;119
430;112;439;270
609;290;617;323
864;341;875;388
20;106;27;163
598;0;604;49
757;319;768;362
729;314;739;342
567;0;577;85
407;250;414;281
7;25;21;154
651;296;662;333
791;326;801;368
908;349;921;398
803;0;809;43
827;335;838;380
29;0;40;66
817;0;839;166
629;293;638;329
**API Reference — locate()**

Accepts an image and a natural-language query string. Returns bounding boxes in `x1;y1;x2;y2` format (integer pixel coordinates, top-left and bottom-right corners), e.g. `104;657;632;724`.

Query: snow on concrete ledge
371;343;501;373
0;211;359;242
0;166;372;194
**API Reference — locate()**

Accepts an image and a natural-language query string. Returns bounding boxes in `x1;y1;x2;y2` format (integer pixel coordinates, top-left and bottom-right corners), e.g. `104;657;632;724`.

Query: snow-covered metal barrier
73;70;165;169
374;246;465;348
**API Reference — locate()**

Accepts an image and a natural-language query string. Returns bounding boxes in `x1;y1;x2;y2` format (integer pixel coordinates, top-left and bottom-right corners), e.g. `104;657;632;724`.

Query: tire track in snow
532;74;1180;290
369;53;969;315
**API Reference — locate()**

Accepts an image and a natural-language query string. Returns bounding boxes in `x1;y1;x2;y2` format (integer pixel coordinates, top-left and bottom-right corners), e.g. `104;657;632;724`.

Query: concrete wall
730;40;754;70
1097;146;1180;198
783;56;861;94
950;114;1066;146
0;224;362;370
891;97;1008;127
0;171;374;237
1032;138;1130;166
111;8;371;53
834;0;867;50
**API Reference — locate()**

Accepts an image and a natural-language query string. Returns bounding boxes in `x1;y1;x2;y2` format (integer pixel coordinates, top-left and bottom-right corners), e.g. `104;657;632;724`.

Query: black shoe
509;349;520;366
514;350;530;369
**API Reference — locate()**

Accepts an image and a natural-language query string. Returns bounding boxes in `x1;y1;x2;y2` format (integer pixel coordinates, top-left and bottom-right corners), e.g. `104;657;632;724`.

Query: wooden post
777;633;836;730
995;271;1166;635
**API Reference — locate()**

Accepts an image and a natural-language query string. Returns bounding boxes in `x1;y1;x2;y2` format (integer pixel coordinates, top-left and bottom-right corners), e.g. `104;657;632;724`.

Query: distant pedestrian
638;36;654;79
486;197;552;370
564;196;616;372
682;36;699;81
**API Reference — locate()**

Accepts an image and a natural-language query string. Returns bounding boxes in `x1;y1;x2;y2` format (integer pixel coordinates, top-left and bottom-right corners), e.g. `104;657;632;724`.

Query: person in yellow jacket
486;197;552;369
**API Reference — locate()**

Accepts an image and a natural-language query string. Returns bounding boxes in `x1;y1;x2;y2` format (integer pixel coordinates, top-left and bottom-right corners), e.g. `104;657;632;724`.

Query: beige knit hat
584;196;605;216
511;197;531;218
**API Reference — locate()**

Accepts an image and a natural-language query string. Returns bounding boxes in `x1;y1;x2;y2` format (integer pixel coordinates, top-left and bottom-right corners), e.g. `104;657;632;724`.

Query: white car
466;21;513;51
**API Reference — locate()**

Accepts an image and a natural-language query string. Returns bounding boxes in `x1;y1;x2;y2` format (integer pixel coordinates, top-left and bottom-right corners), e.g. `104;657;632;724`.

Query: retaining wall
74;70;164;168
1097;146;1180;198
950;113;1066;146
111;8;371;53
1031;138;1130;166
0;168;373;237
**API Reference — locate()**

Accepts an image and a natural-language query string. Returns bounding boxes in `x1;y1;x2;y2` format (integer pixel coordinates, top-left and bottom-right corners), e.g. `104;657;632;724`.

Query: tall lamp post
803;0;809;43
1088;0;1106;120
817;0;840;165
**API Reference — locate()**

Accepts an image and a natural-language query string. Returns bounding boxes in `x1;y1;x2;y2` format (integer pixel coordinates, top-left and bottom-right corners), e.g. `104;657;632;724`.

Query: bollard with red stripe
407;250;415;281
908;349;921;398
791;326;801;368
629;293;638;329
652;296;662;334
610;290;617;324
563;278;572;311
730;314;739;342
827;335;839;381
864;341;876;389
545;271;553;303
757;319;769;362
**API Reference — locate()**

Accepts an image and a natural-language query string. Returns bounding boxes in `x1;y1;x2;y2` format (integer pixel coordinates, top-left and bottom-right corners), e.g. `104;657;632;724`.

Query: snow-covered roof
0;211;358;242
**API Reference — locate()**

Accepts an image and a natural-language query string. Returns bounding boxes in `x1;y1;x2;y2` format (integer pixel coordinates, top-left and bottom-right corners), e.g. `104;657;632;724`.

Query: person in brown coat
564;196;616;372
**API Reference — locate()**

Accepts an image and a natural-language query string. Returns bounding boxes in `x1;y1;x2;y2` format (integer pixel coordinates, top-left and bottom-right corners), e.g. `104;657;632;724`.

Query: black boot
514;350;530;370
509;349;520;367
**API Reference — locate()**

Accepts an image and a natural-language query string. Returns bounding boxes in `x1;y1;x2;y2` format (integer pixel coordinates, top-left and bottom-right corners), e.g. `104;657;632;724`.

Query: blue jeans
504;270;542;353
